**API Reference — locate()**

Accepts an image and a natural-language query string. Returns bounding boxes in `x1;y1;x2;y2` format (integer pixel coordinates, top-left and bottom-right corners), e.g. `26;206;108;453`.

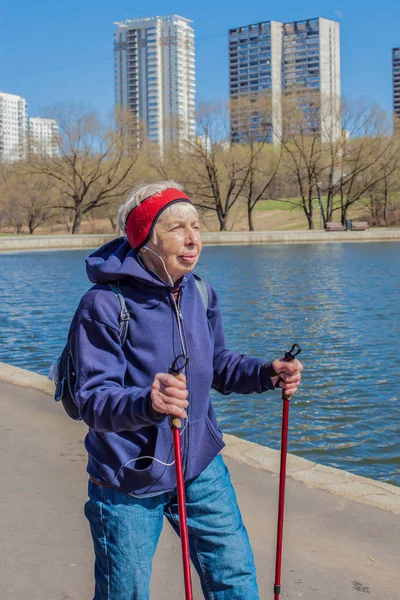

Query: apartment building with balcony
229;17;341;143
0;92;27;162
114;14;195;151
29;117;59;158
393;47;400;128
229;21;282;144
283;18;341;141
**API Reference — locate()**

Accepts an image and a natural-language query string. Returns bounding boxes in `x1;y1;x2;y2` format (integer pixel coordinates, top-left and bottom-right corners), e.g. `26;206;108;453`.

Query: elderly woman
70;181;303;600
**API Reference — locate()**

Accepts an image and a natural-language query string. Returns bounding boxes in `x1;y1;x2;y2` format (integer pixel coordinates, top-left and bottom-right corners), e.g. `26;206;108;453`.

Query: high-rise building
283;18;340;141
393;47;400;127
29;117;59;158
114;14;195;151
0;92;28;162
229;17;341;143
229;21;282;144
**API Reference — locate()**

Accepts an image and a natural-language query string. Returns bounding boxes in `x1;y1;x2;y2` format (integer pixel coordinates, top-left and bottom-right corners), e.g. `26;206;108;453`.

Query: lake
0;242;399;485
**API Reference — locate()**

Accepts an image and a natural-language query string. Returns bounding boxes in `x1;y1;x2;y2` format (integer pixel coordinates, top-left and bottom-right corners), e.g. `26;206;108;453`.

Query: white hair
117;181;198;244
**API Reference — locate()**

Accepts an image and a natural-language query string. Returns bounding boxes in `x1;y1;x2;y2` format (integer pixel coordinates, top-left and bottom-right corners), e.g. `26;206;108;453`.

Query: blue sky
0;0;399;118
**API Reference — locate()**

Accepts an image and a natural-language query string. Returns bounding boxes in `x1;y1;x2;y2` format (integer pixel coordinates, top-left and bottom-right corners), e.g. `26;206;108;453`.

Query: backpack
49;276;208;421
49;282;130;421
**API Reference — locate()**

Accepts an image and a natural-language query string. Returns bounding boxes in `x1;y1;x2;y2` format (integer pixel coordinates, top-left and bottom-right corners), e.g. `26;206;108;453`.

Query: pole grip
170;416;182;429
169;372;186;431
280;343;301;401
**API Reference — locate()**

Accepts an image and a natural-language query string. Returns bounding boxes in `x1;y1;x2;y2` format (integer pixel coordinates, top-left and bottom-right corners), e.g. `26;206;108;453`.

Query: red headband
125;188;192;250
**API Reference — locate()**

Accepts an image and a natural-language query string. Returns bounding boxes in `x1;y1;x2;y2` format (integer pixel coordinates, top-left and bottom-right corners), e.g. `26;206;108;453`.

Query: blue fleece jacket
69;237;275;496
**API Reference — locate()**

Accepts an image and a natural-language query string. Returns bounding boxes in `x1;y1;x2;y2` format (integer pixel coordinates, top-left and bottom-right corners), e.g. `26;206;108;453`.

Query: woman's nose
185;227;198;244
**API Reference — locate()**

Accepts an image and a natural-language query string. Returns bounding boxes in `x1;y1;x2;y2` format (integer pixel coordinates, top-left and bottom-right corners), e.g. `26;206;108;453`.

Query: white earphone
142;245;174;287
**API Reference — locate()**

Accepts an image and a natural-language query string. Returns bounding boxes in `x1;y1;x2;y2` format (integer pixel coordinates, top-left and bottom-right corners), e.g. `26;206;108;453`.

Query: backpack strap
193;274;208;312
108;278;205;344
108;282;130;346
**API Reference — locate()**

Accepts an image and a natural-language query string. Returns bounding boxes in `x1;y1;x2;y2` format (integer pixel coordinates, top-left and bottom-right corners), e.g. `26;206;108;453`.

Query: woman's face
140;211;202;284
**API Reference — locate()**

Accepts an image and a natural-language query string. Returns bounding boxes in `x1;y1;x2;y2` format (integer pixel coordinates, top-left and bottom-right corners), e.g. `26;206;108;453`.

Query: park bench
325;222;345;231
351;221;369;231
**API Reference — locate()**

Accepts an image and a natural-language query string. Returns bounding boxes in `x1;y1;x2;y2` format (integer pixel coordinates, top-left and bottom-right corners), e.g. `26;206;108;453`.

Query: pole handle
280;343;302;401
171;416;182;429
168;372;187;431
283;343;301;362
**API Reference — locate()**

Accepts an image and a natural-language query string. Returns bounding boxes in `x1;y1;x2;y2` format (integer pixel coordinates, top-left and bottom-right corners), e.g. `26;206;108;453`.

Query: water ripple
0;242;399;485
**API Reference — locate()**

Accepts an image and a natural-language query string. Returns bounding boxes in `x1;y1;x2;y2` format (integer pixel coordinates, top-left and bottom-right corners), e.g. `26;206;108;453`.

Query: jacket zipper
170;291;190;479
178;292;191;480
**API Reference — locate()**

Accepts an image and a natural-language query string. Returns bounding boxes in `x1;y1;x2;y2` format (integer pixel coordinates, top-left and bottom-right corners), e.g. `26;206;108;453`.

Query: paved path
1;381;399;600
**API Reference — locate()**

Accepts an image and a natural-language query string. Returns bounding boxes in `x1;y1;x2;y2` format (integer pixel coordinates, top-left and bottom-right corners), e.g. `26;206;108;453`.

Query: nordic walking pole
273;343;302;600
169;356;193;600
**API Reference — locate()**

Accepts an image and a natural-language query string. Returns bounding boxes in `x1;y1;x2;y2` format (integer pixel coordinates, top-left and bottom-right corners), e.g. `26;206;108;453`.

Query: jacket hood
86;237;174;288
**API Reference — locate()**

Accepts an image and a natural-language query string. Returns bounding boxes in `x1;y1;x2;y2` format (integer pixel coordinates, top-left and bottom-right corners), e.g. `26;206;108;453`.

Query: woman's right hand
271;358;303;397
150;373;189;419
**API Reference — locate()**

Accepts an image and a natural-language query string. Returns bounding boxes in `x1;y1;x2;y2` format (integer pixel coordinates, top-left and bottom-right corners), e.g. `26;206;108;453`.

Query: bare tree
177;103;259;231
279;97;326;229
12;174;55;233
313;100;346;226
0;164;54;233
278;97;399;229
6;203;25;233
226;95;284;230
335;103;396;224
28;104;141;233
362;136;400;226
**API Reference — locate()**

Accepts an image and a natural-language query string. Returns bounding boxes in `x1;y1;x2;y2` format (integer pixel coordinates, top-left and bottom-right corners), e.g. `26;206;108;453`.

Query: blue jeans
84;454;259;599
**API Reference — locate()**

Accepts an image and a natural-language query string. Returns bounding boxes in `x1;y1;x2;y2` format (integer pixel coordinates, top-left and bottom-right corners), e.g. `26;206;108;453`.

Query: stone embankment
0;227;400;252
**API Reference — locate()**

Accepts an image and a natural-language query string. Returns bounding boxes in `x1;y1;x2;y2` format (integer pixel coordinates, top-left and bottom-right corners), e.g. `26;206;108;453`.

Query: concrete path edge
1;361;399;515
